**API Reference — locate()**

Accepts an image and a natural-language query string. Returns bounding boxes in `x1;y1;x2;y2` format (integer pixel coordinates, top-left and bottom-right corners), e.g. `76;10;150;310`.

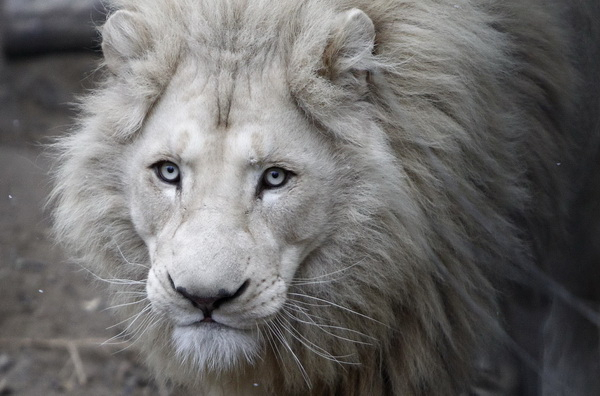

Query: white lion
51;0;600;394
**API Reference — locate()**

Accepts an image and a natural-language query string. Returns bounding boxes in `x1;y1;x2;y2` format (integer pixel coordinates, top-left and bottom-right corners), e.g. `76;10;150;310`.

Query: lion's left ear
321;8;376;83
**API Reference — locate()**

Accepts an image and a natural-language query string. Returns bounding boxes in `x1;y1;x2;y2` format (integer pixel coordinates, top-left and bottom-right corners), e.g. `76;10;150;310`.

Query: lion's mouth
190;318;221;326
183;317;236;330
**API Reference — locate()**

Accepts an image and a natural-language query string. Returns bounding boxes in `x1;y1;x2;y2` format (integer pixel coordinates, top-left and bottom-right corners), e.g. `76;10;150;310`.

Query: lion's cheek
274;196;338;267
128;185;170;242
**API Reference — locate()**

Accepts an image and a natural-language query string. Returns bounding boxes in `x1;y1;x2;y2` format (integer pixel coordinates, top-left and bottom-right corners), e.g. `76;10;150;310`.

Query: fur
50;0;598;394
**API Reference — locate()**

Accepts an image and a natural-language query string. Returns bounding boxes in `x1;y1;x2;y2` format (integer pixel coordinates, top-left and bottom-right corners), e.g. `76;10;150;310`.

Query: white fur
50;0;598;394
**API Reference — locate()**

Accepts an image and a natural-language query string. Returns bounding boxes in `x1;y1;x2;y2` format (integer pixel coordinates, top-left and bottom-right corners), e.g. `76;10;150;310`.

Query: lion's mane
51;0;595;394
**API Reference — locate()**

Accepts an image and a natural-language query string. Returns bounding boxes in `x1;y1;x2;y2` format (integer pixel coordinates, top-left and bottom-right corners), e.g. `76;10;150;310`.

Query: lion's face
125;58;340;368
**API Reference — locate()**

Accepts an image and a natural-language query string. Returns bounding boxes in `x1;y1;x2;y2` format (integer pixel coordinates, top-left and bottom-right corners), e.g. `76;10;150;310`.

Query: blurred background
0;1;162;394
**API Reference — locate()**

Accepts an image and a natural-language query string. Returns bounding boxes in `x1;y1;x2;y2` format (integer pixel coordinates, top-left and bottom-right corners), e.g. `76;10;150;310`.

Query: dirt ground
0;52;165;395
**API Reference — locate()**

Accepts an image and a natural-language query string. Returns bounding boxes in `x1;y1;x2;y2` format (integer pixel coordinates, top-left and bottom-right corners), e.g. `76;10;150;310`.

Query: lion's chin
172;324;261;372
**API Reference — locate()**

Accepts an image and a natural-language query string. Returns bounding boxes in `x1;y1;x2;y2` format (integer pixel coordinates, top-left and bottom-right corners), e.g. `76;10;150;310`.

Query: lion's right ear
101;10;150;73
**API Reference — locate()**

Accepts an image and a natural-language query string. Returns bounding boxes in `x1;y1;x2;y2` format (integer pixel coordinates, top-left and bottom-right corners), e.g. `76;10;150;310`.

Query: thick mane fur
50;0;597;395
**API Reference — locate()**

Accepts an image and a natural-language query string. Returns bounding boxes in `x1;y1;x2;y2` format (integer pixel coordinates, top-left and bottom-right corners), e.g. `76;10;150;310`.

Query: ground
0;52;165;396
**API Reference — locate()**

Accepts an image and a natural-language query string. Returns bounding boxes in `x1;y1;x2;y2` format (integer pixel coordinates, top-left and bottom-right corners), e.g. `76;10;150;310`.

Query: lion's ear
101;10;149;73
322;8;376;82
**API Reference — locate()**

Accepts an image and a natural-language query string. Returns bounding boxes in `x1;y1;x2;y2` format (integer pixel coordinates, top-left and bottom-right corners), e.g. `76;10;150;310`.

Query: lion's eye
262;167;288;189
155;161;181;184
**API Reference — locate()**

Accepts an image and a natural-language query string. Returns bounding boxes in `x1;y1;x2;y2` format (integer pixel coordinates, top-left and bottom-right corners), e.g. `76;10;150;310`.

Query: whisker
278;314;358;366
269;317;312;388
76;266;146;286
106;302;153;331
114;240;150;270
103;297;149;311
102;326;133;346
102;279;146;286
284;298;329;308
291;259;366;284
288;293;390;329
264;322;289;375
263;323;280;362
110;310;160;354
100;333;131;346
129;313;162;347
283;302;377;345
115;290;147;296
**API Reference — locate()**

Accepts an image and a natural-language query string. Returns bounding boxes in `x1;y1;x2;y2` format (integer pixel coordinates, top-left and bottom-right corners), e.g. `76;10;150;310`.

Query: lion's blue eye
155;161;181;184
262;167;288;188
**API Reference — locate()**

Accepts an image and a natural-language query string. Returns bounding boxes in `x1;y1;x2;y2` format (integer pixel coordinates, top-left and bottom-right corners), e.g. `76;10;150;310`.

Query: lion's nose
168;274;249;319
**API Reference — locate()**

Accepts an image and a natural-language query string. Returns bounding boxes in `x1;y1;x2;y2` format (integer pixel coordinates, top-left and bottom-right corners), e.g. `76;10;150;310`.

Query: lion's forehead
140;58;316;169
